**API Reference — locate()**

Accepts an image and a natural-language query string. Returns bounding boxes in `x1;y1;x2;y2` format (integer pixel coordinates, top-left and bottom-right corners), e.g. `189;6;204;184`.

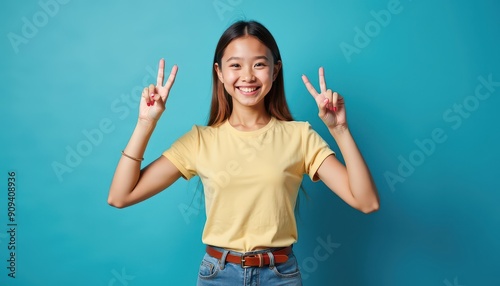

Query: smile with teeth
238;87;260;93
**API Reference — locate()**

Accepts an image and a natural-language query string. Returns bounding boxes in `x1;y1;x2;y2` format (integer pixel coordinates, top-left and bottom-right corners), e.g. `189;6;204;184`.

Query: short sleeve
162;126;199;180
303;123;335;182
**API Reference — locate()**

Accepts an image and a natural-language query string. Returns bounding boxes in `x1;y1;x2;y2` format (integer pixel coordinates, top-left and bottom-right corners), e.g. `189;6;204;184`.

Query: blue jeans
196;246;302;286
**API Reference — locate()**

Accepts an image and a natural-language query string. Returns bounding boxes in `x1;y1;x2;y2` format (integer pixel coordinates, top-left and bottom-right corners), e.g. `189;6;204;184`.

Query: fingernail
150;93;154;97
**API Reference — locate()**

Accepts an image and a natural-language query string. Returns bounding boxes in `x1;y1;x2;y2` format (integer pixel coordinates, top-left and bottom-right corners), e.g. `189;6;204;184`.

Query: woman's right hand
139;59;178;122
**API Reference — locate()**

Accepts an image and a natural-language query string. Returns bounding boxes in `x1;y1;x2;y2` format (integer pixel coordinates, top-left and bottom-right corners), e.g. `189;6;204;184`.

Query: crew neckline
223;116;276;137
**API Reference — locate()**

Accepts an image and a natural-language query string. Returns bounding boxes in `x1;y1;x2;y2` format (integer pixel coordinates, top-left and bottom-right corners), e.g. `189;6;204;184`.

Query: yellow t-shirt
163;117;334;252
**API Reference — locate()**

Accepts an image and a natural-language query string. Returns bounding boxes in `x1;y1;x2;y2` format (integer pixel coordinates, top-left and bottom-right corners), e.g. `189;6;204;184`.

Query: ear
273;60;282;81
214;63;224;83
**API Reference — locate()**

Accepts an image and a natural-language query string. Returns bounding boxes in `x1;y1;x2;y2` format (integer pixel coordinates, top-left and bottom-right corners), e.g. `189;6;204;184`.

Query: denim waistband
208;245;293;256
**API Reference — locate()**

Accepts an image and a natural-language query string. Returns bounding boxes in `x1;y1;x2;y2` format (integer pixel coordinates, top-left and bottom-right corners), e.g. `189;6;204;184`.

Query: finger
148;84;155;106
143;87;153;107
156;58;165;87
332;92;339;111
152;90;163;106
163;65;178;93
318;98;328;118
142;87;149;104
337;94;345;107
325;89;333;111
319;67;327;93
302;74;319;98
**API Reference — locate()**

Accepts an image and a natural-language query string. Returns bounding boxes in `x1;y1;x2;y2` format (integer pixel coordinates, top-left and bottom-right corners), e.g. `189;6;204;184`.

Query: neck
229;105;271;131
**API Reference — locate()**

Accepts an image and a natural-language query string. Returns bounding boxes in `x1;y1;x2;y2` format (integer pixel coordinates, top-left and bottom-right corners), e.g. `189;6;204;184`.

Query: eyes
228;62;267;69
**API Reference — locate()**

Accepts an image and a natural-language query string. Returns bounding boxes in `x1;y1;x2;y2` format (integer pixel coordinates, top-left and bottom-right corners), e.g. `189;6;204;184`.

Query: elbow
107;196;127;209
361;205;379;214
108;186;133;209
360;200;380;214
358;197;380;214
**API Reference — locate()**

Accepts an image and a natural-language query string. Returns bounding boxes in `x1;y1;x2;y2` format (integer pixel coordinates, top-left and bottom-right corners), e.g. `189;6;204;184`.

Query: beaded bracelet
121;151;144;162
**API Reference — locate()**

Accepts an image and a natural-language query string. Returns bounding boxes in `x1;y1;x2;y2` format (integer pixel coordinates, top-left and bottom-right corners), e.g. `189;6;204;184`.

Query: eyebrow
226;56;270;62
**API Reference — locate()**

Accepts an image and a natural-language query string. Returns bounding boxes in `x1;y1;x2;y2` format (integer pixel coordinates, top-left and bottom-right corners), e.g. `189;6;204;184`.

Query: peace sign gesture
139;59;178;122
302;67;346;129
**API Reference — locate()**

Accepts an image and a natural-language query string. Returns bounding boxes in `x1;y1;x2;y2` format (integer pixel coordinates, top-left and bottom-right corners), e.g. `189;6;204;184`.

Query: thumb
318;98;328;118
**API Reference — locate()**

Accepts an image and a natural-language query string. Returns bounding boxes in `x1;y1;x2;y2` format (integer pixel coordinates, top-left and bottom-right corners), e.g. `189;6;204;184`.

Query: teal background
1;0;499;285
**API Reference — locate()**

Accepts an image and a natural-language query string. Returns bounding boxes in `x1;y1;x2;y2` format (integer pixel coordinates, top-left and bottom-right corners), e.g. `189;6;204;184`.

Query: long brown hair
208;21;293;126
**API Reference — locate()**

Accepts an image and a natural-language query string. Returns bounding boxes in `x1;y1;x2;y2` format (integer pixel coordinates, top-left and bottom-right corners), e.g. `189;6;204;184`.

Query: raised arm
302;67;379;213
108;59;182;208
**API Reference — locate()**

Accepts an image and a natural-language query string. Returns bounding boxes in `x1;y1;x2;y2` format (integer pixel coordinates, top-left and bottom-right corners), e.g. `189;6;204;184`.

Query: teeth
239;87;257;92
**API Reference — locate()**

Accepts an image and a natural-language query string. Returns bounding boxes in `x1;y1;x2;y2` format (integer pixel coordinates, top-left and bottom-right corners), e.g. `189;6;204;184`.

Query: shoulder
193;124;221;134
274;119;313;133
275;119;310;126
184;124;222;139
275;119;328;145
171;124;220;148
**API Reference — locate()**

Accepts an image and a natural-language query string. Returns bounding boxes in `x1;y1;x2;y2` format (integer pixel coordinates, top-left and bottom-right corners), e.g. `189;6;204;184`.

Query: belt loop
219;250;229;270
257;253;264;268
267;251;275;269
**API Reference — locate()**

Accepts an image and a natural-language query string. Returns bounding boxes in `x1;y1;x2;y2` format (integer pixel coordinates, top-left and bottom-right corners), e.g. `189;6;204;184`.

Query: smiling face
215;35;281;111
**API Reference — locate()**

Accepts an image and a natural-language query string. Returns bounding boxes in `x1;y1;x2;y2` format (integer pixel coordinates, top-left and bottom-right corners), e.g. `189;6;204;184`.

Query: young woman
108;20;379;285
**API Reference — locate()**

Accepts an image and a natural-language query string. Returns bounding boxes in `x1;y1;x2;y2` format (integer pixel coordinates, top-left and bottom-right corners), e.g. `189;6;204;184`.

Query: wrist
136;118;158;134
328;124;349;138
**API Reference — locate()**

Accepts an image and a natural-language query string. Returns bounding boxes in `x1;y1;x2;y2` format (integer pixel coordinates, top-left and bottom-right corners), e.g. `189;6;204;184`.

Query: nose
242;67;255;82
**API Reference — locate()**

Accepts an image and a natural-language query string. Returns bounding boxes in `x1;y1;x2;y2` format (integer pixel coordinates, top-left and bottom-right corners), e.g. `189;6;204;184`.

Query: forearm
108;119;157;206
329;126;379;211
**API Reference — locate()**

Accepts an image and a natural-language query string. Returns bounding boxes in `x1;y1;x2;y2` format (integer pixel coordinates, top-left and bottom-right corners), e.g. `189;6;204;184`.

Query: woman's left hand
302;67;347;130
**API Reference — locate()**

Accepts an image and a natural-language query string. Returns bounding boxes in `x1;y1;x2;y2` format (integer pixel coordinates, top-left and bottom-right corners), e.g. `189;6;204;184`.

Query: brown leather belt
206;245;292;268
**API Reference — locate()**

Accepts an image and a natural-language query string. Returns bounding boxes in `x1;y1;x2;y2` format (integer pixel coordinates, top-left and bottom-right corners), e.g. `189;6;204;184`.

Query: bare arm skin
302;67;380;213
108;59;182;208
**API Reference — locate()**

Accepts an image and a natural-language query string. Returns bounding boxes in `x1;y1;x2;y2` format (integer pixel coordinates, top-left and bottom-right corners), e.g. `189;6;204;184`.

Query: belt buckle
241;253;265;268
240;253;252;268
